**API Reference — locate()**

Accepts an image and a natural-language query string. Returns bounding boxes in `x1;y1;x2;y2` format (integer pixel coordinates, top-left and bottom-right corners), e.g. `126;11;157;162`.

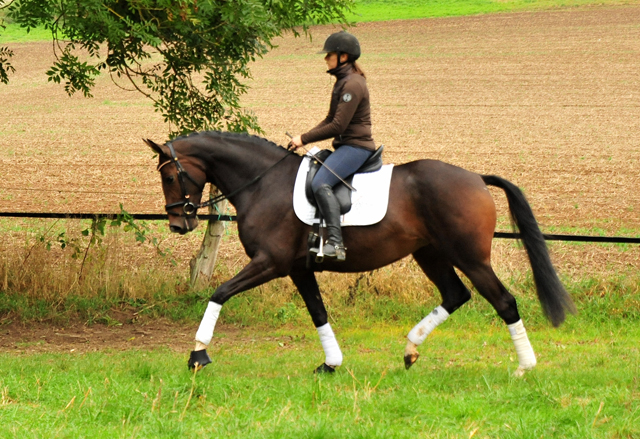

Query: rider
289;31;376;262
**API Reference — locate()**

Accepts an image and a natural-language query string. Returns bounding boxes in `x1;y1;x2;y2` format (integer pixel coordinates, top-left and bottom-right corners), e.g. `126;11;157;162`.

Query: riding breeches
311;145;374;192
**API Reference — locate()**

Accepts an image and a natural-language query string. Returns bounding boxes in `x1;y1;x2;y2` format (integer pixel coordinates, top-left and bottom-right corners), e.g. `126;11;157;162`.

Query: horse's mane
170;131;285;153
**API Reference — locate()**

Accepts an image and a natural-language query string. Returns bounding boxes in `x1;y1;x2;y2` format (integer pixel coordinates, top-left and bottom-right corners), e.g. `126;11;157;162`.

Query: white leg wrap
317;323;343;367
407;305;450;346
508;320;537;370
195;301;223;346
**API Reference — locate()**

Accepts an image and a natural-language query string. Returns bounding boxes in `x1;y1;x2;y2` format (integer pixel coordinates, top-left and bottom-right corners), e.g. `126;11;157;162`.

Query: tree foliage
0;0;354;135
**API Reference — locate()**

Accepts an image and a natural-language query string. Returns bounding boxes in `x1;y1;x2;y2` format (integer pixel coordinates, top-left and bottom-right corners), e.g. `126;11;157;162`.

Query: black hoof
404;352;419;370
188;349;212;371
314;363;336;374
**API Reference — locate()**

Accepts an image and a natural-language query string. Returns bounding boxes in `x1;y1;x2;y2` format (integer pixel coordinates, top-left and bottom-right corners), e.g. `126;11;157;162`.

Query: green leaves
0;18;16;84
0;45;15;84
46;48;101;97
4;0;355;136
111;204;152;245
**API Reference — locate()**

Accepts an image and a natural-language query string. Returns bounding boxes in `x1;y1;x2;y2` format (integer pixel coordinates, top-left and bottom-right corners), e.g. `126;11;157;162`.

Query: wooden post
189;185;228;289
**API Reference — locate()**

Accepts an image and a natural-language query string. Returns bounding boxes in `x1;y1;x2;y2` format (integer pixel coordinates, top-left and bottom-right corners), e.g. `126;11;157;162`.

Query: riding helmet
318;31;361;61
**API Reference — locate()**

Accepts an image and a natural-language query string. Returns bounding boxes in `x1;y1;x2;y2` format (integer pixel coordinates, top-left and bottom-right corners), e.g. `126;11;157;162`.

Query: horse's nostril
169;225;183;233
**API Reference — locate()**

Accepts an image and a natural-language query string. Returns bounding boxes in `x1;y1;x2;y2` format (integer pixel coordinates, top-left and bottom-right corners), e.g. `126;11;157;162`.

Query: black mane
170;131;285;153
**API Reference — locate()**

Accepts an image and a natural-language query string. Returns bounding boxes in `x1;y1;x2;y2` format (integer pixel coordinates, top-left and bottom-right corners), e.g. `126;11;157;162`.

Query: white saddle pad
293;147;394;227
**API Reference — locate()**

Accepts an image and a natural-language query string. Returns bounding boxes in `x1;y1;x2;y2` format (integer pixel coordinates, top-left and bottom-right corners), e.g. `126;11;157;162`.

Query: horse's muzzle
168;216;198;234
170;224;187;234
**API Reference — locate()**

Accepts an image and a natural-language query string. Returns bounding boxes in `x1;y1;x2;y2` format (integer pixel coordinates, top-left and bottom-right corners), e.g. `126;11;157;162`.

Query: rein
159;141;295;217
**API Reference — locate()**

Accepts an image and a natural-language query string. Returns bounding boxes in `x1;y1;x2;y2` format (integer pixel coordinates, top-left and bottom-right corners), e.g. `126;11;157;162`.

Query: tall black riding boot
313;184;346;261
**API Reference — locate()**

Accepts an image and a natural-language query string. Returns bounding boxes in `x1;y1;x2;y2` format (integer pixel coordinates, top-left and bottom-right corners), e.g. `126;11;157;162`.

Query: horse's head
145;138;206;234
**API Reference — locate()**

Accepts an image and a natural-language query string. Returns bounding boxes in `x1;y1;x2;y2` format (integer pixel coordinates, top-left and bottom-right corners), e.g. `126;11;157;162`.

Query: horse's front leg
290;271;342;373
188;255;280;370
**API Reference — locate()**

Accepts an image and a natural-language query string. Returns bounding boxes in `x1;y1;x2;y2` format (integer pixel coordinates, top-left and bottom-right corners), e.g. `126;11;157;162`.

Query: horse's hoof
404;340;420;369
314;363;336;374
188;349;212;371
513;365;534;377
404;352;420;370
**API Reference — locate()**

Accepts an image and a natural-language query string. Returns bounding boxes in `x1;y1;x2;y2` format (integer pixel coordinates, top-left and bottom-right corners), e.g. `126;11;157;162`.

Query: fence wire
1;212;638;244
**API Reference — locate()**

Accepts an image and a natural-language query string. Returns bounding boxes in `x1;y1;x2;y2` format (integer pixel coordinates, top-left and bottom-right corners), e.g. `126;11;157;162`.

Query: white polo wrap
195;301;223;346
407;305;450;346
508;319;537;369
317;323;343;367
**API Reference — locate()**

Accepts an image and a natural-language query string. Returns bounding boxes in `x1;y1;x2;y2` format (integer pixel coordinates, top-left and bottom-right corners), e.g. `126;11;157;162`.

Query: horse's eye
165;175;175;184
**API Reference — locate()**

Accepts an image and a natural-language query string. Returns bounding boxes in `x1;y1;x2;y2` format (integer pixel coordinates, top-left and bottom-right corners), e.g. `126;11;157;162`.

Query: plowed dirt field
2;6;638;230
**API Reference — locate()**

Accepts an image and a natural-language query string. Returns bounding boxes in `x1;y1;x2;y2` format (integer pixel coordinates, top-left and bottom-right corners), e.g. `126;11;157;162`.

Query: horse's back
395;158;484;184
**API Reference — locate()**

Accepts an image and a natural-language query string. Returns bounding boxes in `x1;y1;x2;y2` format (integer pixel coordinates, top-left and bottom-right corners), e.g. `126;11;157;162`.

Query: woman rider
289;31;376;262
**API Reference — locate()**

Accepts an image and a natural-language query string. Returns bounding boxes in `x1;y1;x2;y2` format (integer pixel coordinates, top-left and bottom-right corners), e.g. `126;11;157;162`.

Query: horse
145;131;575;376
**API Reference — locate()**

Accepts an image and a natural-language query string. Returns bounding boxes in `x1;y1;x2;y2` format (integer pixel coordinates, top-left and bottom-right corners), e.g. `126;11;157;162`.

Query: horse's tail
481;175;576;327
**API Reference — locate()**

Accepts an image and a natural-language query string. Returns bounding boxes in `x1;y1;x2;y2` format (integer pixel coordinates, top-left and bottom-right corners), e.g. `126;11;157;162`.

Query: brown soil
0;320;196;354
1;6;638;228
1;6;639;352
0;319;295;355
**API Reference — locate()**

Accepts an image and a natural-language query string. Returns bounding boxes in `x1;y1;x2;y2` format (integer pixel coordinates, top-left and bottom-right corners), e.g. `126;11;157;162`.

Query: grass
1;219;636;436
1;322;639;438
0;20;50;44
1;0;636;44
348;0;637;22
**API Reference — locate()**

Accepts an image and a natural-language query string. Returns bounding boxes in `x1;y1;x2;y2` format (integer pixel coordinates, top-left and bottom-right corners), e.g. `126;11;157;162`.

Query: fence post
189;185;228;289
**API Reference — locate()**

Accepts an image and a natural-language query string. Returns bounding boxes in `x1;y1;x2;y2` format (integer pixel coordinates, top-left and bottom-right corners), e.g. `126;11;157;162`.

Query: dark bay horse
145;131;575;376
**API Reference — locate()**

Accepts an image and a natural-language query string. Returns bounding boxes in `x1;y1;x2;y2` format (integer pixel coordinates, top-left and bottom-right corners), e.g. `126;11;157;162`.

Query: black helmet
318;31;361;61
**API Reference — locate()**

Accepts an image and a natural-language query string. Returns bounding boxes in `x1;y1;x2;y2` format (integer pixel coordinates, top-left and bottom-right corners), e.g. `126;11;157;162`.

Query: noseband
158;141;295;221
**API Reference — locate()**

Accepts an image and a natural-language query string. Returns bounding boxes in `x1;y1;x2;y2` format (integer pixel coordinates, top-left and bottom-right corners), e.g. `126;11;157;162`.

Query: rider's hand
288;135;303;151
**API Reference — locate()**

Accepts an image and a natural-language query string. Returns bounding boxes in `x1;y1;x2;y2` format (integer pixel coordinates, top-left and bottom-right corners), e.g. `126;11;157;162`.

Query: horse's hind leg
404;246;472;369
459;261;537;376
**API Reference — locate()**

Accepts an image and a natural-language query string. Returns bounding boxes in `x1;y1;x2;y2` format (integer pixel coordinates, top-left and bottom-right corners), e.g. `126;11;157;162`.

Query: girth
305;145;384;214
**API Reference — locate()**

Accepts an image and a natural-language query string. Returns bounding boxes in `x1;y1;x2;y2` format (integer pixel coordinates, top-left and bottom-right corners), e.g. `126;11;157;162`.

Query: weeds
0;216;639;328
0;214;181;324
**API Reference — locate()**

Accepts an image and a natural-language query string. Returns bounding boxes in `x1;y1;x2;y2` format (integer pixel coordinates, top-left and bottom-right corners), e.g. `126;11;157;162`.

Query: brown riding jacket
301;63;376;151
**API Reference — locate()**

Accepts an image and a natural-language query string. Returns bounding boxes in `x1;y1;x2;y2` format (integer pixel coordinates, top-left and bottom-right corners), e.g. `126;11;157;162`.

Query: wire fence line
1;212;638;244
0;212;236;222
0;187;159;196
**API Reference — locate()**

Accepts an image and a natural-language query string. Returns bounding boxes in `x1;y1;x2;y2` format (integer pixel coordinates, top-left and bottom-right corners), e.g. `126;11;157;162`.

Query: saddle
303;146;384;267
304;145;384;214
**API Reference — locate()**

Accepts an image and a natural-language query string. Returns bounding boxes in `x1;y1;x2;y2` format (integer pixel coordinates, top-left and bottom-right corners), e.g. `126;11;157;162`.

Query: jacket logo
342;93;352;102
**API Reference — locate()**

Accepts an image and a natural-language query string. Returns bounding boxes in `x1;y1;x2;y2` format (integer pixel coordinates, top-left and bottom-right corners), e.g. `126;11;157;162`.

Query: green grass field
1;0;636;43
1;263;639;437
0;19;49;43
347;0;637;21
1;320;639;438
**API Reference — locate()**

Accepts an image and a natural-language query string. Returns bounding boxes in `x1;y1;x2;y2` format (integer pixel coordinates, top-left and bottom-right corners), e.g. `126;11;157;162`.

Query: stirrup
322;242;346;262
313;233;325;263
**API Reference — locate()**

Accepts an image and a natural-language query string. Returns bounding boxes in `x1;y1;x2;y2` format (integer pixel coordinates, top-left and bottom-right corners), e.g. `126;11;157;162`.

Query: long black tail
482;175;576;327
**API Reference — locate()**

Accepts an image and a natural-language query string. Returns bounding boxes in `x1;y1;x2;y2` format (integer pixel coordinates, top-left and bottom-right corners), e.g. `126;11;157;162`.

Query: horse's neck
199;136;287;199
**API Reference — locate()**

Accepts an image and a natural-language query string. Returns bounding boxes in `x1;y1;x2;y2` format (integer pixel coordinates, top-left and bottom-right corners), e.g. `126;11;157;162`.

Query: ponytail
352;61;366;79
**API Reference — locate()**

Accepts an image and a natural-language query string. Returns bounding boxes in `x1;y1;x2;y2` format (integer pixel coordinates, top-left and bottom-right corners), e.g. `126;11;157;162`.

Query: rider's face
325;52;338;70
324;52;347;70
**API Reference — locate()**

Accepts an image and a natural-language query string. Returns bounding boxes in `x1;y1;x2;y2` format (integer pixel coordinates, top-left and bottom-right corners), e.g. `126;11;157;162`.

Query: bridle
158;141;294;222
158;142;209;218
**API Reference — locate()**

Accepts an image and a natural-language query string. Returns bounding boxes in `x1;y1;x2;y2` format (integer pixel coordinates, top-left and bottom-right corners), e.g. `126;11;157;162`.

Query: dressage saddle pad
293;147;394;226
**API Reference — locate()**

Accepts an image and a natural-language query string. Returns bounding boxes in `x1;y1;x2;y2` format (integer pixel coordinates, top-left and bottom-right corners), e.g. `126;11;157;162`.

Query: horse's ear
143;138;169;157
